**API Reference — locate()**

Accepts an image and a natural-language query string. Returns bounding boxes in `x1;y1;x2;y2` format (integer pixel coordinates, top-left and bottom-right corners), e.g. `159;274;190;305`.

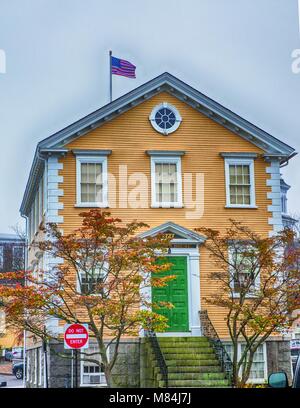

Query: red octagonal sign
64;323;89;349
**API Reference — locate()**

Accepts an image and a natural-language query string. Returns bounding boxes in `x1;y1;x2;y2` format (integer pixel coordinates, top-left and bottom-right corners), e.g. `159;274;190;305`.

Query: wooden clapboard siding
56;91;272;338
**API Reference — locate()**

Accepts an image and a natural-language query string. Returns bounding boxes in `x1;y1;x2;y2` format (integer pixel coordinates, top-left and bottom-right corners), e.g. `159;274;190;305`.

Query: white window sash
80;346;108;387
150;156;183;208
228;244;260;297
224;158;256;208
26;353;30;382
34;349;38;385
224;342;267;383
77;261;108;295
76;156;108;207
38;347;43;386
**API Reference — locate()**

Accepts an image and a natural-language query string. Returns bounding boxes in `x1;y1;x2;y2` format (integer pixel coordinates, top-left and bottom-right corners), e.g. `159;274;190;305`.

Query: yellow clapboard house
20;73;296;387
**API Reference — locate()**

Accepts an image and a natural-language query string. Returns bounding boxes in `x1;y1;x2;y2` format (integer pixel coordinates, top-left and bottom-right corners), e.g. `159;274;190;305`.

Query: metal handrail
199;310;233;385
145;329;168;388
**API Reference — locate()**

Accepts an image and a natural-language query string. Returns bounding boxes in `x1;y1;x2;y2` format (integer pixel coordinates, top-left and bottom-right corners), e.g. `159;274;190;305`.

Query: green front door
152;256;189;332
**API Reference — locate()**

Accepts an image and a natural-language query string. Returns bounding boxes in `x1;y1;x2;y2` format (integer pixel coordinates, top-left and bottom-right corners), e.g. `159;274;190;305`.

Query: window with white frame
224;343;267;383
78;260;107;295
81;345;107;386
149;102;182;135
224;158;256;207
0;310;6;334
28;178;44;243
0;246;3;269
151;156;182;208
76;156;108;207
26;353;30;382
38;347;43;386
228;243;259;295
34;348;38;385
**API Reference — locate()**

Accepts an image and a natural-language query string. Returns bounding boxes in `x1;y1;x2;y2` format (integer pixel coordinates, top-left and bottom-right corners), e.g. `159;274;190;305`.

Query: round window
149;103;182;135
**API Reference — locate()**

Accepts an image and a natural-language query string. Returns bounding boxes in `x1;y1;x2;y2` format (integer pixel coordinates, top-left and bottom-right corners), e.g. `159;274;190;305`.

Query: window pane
82;346;107;386
155;162;179;204
229;164;251;205
80;162;103;203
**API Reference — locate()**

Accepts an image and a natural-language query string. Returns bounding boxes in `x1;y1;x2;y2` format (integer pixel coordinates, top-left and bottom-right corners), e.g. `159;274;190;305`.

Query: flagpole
109;50;112;102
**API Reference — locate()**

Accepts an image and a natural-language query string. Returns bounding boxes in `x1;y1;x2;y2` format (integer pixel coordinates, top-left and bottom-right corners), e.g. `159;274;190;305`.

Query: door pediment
138;221;206;245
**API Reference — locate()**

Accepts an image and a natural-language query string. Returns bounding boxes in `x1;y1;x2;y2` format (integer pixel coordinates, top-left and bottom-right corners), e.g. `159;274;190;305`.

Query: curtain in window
229;164;251;205
155;163;178;203
81;163;103;203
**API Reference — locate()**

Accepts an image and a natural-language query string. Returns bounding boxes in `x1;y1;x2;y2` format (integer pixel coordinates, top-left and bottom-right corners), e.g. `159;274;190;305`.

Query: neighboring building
20;72;297;387
0;233;25;349
280;178;298;229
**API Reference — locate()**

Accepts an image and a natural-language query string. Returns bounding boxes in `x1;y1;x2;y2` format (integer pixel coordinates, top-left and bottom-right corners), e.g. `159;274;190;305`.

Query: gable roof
20;72;296;216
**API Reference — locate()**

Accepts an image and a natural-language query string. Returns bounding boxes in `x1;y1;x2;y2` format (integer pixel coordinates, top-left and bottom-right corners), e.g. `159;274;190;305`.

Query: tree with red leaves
197;219;300;387
0;210;175;387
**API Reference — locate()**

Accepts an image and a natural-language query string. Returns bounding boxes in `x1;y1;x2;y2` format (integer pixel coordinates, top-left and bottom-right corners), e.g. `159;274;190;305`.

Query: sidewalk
0;362;12;376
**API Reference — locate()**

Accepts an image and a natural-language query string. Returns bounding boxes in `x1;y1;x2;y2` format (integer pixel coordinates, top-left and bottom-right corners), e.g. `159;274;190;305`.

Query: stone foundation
25;338;293;388
25;339;140;388
266;340;292;385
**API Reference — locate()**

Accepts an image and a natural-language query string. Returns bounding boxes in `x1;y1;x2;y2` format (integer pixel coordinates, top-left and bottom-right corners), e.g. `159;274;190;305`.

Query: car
11;347;23;360
268;355;300;388
4;350;13;362
12;361;24;380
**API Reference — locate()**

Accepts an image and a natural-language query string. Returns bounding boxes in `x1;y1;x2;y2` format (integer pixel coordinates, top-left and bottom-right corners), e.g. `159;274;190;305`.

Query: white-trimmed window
34;349;38;385
224;343;267;383
80;345;107;386
26;353;31;382
79;270;105;295
0;310;6;334
149;102;182;135
151;156;183;208
0;246;3;270
38;347;43;386
78;260;107;295
28;178;44;243
225;158;256;208
76;156;108;207
228;243;260;296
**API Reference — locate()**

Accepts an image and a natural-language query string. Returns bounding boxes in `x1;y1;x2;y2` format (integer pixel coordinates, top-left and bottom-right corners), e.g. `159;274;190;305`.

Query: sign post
64;323;89;388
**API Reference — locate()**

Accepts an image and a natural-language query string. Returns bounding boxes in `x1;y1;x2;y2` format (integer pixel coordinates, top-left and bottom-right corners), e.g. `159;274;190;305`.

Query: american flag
111;56;136;78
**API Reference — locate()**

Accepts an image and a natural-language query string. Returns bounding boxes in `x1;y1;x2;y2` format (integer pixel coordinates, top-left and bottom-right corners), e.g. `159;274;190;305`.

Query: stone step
158;343;211;350
154;365;222;374
158;337;208;344
165;359;219;367
158;379;230;387
163;353;216;360
160;347;214;354
156;372;226;381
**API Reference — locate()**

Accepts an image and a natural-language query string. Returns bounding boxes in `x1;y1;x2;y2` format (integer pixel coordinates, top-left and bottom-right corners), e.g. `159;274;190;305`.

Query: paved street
0;374;24;388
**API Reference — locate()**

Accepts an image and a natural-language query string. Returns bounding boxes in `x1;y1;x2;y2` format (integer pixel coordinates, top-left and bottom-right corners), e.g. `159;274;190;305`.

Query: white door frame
140;245;201;337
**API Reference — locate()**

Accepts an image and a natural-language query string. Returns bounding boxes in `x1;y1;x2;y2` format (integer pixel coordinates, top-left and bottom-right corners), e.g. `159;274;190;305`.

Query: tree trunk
232;341;239;387
104;367;117;388
239;351;254;387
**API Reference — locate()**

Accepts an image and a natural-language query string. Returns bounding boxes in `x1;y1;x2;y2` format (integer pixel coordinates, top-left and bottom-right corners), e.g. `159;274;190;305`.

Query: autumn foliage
197;219;300;387
0;210;175;387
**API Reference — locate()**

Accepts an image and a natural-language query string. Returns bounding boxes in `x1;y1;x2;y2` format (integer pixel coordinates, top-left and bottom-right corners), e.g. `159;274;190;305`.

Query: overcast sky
0;0;300;233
